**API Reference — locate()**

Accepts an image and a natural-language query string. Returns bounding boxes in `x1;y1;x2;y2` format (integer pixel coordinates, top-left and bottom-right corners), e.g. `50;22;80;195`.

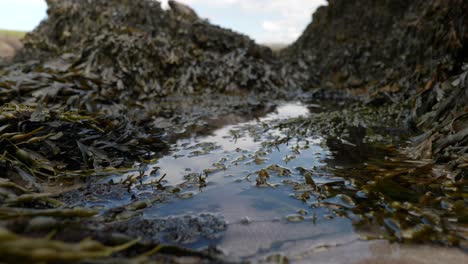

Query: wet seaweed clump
0;104;166;173
411;65;468;181
0;227;138;263
0;104;168;263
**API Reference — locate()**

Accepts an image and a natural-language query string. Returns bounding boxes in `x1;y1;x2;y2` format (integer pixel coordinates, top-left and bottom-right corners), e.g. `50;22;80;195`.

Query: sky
0;0;327;43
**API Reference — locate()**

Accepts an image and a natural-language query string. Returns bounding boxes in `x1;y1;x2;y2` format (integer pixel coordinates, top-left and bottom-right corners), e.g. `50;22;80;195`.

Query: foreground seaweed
0;104;166;175
0;228;139;263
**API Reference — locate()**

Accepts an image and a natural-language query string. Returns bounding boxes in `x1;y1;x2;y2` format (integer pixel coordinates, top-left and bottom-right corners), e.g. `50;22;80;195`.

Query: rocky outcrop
283;0;467;94
16;0;281;102
168;0;199;22
283;0;468;177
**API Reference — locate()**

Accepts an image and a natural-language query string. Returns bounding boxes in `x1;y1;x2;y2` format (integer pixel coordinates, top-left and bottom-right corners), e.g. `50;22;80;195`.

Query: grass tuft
0;29;27;39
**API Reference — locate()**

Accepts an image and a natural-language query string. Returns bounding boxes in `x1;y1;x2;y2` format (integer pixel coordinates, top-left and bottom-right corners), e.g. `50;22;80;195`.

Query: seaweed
0;228;138;263
0;0;466;262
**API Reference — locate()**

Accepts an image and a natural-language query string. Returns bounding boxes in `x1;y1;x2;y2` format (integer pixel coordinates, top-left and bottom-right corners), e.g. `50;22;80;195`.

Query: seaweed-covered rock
411;65;468;179
168;0;199;21
283;0;468;176
0;0;288;188
16;0;282;100
283;0;467;94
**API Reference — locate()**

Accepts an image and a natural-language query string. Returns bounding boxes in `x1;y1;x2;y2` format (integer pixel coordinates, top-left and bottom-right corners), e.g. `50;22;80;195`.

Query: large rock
282;0;468;178
283;0;468;94
168;0;199;21
16;0;281;102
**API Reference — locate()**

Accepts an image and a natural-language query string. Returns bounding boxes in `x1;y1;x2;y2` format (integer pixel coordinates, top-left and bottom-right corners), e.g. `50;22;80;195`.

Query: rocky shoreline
0;0;466;263
281;0;468;179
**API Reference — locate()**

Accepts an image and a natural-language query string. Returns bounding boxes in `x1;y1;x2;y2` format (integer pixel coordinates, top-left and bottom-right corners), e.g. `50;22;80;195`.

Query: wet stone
286;214;305;222
108;213;227;244
130;201;148;211
27;217;58;231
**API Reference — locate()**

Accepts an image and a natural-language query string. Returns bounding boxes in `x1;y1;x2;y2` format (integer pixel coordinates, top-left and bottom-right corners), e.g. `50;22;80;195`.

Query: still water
95;102;466;263
144;102;357;258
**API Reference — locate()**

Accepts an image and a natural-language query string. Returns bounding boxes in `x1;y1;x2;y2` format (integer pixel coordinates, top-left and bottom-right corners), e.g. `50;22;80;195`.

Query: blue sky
0;0;327;43
0;0;48;31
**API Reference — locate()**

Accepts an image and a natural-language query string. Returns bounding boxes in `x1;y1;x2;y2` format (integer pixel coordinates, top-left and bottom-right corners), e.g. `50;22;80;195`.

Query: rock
286;214;305;222
168;0;199;21
27;217;58;231
130;201;148;211
282;0;468;100
280;0;468;174
16;0;283;98
108;213;227;244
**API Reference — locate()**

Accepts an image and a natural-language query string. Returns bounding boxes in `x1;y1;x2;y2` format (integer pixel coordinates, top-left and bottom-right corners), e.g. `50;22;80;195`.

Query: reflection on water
138;102;364;258
149;102;320;185
94;101;467;262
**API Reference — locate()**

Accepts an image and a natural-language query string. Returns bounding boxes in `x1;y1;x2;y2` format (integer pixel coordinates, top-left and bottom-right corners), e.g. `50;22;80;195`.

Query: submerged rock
109;213;227;244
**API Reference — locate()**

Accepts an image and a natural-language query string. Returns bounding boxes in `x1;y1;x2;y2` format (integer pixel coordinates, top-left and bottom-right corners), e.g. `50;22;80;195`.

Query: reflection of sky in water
92;102;468;261
138;102;359;258
260;102;311;121
100;102;359;258
151;102;319;185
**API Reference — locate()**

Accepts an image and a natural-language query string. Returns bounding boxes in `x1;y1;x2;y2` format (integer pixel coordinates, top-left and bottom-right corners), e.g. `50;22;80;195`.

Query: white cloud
262;21;280;32
160;0;327;43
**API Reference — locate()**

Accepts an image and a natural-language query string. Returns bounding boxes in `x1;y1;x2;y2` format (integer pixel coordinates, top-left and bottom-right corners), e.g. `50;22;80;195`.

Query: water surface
94;101;467;262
